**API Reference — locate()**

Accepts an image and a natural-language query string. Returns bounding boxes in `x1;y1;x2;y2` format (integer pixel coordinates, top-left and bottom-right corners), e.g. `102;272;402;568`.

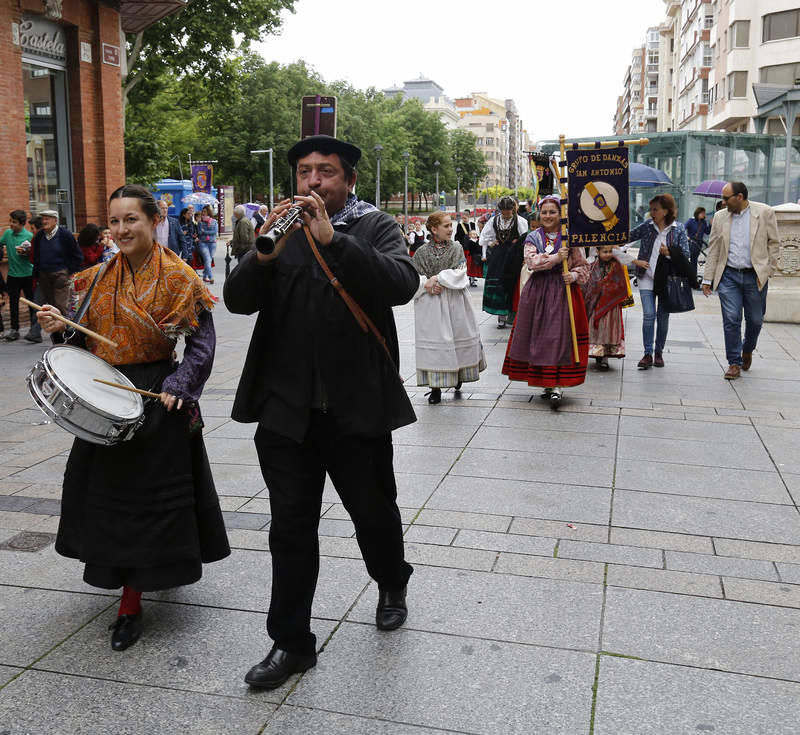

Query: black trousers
7;276;35;331
254;413;413;655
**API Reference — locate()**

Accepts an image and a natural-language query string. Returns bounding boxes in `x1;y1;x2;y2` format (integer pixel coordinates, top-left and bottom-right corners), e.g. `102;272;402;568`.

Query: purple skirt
509;268;573;366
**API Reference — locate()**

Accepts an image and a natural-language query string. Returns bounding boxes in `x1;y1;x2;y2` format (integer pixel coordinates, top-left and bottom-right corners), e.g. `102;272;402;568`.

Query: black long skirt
55;360;230;591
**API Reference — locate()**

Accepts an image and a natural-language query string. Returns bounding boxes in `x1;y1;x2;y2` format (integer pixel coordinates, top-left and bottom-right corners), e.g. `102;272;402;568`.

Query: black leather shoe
244;646;317;689
110;612;143;651
376;586;408;631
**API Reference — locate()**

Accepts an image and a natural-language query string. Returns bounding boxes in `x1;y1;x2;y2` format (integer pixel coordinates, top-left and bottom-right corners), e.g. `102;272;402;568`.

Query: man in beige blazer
702;181;780;380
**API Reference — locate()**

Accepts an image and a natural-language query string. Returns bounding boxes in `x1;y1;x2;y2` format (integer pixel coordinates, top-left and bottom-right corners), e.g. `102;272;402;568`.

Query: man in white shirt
702;181;780;380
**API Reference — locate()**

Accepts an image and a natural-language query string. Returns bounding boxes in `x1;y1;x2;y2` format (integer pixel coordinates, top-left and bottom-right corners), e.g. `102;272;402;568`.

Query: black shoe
244;645;317;689
549;389;562;409
454;381;462;392
110;612;143;652
376;586;408;631
426;388;441;405
23;332;42;343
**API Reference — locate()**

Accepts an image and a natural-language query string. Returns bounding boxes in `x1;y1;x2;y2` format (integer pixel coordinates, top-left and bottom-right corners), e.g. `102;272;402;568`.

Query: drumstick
20;297;118;349
93;378;161;399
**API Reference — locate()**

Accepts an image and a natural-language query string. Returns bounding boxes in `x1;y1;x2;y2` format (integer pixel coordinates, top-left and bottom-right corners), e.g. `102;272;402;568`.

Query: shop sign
102;44;120;67
20;16;66;63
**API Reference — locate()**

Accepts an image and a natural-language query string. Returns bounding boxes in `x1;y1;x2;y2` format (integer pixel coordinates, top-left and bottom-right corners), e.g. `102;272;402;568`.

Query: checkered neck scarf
330;194;378;227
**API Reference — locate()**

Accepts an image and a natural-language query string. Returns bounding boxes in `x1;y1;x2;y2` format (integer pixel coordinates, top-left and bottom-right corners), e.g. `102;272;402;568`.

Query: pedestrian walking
0;210;36;341
685;207;710;287
224;134;417;691
412;211;485;404
480;196;528;328
196;205;218;283
230;204;255;262
502;194;589;408
629;193;691;369
701;181;780;380
31;209;82;318
35;184;229;652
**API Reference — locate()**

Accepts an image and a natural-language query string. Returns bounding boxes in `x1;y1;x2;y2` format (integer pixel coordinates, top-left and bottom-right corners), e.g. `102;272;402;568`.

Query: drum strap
67;264;106;337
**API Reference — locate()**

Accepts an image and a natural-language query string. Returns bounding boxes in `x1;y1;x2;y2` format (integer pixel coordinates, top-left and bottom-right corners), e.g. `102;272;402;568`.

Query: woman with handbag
630;193;691;369
196;205;218;283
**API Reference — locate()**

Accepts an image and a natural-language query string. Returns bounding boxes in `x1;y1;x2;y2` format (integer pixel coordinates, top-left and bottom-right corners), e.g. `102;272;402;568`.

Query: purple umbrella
693;180;726;198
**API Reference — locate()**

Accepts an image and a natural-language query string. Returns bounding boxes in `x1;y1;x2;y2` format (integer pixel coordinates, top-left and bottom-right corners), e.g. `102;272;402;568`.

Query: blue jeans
639;289;670;355
716;267;768;366
197;240;216;280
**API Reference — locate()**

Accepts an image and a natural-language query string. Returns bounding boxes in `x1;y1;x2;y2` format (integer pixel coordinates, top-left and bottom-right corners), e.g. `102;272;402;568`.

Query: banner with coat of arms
566;147;629;247
191;164;213;194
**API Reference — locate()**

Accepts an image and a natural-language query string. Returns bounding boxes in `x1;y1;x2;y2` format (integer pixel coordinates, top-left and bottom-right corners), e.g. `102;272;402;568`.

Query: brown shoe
653;353;665;368
724;365;741;380
637;354;653;369
742;352;752;371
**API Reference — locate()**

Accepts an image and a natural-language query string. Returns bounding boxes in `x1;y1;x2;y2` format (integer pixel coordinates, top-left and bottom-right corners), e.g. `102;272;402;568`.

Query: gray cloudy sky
254;0;667;144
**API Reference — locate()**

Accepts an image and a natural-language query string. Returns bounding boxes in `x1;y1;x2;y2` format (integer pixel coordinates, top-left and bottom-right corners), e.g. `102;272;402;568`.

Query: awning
119;1;187;33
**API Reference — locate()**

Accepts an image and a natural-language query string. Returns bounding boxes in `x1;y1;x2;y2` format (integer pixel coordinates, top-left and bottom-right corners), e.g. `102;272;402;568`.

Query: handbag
664;268;695;313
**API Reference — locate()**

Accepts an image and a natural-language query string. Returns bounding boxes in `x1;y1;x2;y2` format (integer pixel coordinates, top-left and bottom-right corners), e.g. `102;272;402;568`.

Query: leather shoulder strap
302;225;394;362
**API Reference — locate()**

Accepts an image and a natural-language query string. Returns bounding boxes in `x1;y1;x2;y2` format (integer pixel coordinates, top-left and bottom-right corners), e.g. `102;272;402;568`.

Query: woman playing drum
37;184;230;652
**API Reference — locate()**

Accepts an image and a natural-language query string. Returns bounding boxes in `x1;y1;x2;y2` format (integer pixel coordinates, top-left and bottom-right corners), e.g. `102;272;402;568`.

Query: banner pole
556;134;580;364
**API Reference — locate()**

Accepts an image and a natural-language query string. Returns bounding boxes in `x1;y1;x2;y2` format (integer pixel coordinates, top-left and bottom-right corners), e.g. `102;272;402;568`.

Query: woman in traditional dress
37;184;230;652
583;244;634;369
479;197;528;327
412;211;485;405
502;194;590;408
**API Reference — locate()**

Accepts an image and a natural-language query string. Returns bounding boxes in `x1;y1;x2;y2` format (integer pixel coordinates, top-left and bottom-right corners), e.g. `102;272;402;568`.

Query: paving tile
452;447;615;487
9;483;61;500
204;437;260;465
217;495;247;511
318;518;355;538
0;670;274;735
618;414;760;443
17;498;61;515
469;425;616;457
484;407;619;434
613;490;800;544
262;706;451;734
226;528;270;551
452;529;556;556
414;508;511;533
777;562;800;584
208;463;265;497
603;586;800;681
607;564;722;597
404;542;496;571
610;527;714;554
5;457;67;485
666;550;778;581
594;656;800;735
617;435;774;471
494;553;606;584
714;538;800;565
404;525;457;546
615;459;792;504
723;578;800;609
0;495;41;511
0;510;56;532
350;566;602;649
558;539;663;568
0;665;21;687
38;601;336;703
222;510;270;531
392;422;478;448
0;481;31;496
509;517;609;542
392;445;463;475
148;549;368;620
427;476;611;524
318;536;363;560
401;405;492;425
0;587;111;667
289;624;596;735
204;420;257;440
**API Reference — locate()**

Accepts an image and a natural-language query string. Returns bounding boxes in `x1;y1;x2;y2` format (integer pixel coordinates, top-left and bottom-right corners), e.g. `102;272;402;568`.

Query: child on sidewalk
583;245;634;370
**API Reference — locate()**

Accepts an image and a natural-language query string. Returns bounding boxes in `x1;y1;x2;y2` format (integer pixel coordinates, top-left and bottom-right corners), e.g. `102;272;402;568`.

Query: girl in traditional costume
502;195;589;408
583;245;634;369
412;212;486;405
479;197;529;328
37;184;230;652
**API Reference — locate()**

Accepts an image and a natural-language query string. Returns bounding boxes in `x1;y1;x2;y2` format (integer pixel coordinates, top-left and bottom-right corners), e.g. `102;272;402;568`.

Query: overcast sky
253;0;667;144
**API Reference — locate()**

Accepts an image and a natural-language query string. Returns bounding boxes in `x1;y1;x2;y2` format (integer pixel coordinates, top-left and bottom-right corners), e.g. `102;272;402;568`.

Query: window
703;44;713;66
727;70;748;98
486;137;494;145
730;20;750;47
760;62;800;85
763;9;800;42
476;137;483;145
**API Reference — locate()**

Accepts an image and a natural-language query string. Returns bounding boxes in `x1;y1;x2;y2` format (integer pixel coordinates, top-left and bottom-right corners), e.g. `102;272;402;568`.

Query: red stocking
118;585;142;617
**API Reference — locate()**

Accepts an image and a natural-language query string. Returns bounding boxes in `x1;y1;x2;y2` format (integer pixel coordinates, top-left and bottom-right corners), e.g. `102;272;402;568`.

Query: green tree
123;0;296;109
448;129;488;194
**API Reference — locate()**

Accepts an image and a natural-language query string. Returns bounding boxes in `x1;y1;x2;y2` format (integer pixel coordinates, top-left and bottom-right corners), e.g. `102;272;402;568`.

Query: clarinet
256;205;304;254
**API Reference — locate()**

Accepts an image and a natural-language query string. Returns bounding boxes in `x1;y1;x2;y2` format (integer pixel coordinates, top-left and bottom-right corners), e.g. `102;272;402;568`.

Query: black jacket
224;210;418;441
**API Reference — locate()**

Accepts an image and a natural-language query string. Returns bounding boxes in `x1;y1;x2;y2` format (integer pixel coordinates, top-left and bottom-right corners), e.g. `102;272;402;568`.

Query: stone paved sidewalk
0;261;799;734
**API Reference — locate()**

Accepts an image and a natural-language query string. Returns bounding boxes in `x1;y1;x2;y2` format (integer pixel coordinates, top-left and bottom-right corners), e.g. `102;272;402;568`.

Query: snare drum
27;346;145;445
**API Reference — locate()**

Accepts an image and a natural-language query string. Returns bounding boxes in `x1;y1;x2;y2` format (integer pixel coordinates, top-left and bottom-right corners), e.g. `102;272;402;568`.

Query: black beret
287;135;361;168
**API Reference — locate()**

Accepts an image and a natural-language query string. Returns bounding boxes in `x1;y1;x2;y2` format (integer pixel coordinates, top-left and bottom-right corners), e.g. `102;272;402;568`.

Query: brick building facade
1;0;182;230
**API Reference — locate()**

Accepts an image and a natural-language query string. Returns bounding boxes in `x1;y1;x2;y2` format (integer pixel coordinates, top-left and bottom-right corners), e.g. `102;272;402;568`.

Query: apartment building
455;93;510;188
383;75;460;130
708;0;800;133
613;45;646;135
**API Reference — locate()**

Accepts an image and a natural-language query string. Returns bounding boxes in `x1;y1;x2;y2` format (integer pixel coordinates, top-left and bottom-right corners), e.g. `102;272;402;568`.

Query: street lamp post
402;151;410;232
374;144;383;209
455;167;462;215
434;160;440;211
250;148;274;211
